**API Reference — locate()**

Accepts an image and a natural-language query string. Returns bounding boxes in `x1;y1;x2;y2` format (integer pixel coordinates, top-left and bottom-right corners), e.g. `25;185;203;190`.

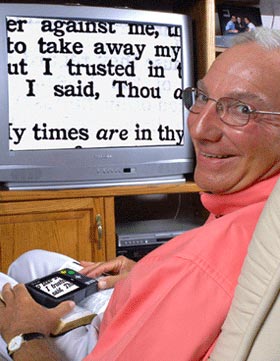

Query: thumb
98;273;128;290
51;300;76;319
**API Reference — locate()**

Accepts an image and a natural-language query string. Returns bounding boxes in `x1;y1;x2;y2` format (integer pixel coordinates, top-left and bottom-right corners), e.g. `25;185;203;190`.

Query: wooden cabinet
0;196;107;272
0;182;199;273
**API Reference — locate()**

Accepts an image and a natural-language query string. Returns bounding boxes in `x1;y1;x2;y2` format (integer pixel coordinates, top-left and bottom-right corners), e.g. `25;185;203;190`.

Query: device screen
34;275;79;299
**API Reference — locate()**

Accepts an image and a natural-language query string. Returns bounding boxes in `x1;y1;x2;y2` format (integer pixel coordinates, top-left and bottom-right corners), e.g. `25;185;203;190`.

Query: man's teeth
202;152;230;159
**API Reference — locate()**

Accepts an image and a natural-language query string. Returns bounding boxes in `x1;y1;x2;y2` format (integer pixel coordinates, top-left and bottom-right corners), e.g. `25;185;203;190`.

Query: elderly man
1;27;280;361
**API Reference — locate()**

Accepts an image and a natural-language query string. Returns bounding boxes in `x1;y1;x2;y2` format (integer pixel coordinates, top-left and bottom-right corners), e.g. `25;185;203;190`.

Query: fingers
79;261;94;267
80;256;136;291
96;259;122;275
12;284;34;302
79;261;101;277
80;261;116;278
1;283;15;304
1;283;36;310
80;256;136;278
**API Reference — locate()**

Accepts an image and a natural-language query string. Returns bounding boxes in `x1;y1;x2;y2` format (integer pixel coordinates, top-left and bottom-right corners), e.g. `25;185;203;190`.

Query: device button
67;270;76;275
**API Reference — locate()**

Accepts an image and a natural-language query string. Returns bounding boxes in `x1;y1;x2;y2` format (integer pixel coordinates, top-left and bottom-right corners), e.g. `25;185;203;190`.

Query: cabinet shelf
0;181;200;202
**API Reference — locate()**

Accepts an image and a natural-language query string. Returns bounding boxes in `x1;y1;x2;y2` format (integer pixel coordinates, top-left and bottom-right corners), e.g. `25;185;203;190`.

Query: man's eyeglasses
183;87;280;127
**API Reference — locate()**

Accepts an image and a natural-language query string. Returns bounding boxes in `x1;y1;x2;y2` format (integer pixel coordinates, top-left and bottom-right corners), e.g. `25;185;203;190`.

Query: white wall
260;0;280;29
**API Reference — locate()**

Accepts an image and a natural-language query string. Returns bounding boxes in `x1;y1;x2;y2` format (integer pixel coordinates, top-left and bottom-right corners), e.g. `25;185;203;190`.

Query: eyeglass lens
183;88;250;126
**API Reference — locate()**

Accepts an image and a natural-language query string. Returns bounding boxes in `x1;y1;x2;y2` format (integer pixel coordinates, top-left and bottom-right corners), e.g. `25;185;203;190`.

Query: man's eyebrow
225;92;267;105
196;80;207;92
196;81;267;106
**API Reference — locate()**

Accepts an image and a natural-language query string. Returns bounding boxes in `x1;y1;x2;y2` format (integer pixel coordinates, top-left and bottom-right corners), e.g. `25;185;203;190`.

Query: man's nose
187;101;223;142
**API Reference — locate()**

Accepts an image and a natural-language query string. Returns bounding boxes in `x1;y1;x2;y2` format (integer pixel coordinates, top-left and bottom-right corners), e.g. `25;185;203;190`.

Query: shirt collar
200;174;280;217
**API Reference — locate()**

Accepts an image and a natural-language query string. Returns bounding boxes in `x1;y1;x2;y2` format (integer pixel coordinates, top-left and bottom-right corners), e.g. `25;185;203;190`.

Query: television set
0;3;194;190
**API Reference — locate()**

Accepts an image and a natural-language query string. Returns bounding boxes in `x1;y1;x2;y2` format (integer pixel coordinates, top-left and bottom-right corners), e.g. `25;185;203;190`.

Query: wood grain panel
0;197;106;272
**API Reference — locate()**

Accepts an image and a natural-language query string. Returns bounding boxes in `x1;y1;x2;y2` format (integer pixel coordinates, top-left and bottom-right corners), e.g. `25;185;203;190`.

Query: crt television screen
8;15;184;151
0;4;194;190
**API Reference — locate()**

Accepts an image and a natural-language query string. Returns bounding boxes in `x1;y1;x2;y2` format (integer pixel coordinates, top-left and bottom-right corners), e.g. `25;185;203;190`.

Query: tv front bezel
0;3;194;190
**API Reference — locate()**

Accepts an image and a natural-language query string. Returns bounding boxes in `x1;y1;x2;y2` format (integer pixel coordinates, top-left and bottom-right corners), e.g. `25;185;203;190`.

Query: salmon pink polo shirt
85;174;279;361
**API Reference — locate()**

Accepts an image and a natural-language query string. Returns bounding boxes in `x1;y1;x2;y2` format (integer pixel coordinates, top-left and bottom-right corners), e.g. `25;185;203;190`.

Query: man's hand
0;283;75;343
80;256;136;289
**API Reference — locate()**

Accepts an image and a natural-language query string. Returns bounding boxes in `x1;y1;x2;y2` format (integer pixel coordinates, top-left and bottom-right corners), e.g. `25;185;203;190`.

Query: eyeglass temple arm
254;110;280;115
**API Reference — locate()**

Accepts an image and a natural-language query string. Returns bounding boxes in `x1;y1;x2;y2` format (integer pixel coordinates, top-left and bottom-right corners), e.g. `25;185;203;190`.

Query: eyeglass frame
183;87;280;127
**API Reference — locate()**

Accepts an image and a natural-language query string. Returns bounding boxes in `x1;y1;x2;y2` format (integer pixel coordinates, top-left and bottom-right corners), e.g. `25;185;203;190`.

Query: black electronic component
25;268;98;308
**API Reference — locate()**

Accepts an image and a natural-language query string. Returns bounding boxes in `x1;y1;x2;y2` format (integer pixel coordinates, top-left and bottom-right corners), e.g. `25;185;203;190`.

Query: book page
59;259;114;314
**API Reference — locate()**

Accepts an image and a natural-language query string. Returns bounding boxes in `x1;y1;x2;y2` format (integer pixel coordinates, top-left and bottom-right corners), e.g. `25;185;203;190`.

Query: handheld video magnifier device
25;268;98;308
